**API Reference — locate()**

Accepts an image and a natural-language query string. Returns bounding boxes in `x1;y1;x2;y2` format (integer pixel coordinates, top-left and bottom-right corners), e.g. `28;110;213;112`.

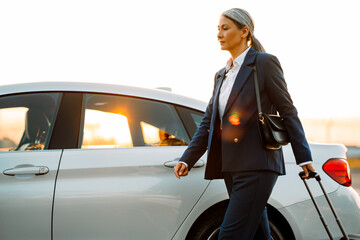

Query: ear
241;26;250;39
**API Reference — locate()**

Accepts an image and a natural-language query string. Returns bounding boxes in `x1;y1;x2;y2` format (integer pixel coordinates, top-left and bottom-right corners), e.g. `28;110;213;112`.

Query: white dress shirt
218;47;251;121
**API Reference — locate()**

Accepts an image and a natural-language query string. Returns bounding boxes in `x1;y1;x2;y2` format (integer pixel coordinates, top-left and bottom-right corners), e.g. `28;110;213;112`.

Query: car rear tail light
322;158;351;187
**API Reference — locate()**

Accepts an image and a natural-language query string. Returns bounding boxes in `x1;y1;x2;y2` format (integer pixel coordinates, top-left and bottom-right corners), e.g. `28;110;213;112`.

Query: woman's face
217;15;248;52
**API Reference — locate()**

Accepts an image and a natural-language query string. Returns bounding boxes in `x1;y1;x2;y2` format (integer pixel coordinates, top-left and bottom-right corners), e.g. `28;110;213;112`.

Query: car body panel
272;144;340;207
53;147;209;240
172;179;228;240
0;150;62;240
278;186;360;240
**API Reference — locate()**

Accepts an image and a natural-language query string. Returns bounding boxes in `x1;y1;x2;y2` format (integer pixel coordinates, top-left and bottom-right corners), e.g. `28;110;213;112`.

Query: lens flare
229;113;241;126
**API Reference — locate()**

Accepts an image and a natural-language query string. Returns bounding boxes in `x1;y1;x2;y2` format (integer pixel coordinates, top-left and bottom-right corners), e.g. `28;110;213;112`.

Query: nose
217;31;223;40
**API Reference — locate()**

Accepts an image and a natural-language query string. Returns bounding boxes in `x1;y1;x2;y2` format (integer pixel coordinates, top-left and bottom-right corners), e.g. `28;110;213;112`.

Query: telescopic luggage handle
299;171;350;240
299;170;320;180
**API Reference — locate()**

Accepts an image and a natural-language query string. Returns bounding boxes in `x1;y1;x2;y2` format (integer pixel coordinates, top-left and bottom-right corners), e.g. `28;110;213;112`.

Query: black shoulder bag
253;56;290;150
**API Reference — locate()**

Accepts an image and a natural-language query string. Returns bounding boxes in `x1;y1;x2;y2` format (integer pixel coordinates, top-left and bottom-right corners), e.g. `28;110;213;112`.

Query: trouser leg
218;171;278;240
253;207;271;240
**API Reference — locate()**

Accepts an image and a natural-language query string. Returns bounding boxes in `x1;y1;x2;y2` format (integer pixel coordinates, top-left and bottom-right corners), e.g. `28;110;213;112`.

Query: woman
174;8;315;240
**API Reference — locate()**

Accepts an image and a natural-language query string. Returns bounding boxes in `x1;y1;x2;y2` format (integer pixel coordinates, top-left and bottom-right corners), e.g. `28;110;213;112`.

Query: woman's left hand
301;163;316;179
174;162;189;179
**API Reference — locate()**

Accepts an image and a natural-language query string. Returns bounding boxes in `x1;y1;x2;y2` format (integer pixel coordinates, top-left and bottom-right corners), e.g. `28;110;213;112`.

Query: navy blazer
179;47;313;180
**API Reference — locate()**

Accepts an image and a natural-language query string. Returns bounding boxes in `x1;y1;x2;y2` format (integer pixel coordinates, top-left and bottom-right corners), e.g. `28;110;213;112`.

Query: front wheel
186;209;287;240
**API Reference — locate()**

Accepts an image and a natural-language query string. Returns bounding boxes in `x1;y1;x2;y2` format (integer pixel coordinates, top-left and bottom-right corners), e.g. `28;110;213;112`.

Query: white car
0;82;359;240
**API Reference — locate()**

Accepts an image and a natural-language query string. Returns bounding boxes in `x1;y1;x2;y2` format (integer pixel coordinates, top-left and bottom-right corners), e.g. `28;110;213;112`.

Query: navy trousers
218;171;278;240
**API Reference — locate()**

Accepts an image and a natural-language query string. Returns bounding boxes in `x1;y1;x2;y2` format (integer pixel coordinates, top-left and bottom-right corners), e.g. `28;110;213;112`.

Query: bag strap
252;53;263;119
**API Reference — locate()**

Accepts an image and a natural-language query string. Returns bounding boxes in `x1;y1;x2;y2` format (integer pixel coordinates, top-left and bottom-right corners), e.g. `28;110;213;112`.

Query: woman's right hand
174;162;189;179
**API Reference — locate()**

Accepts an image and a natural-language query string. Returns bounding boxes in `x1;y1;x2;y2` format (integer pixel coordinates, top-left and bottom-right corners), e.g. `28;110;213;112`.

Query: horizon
1;0;359;146
302;117;360;147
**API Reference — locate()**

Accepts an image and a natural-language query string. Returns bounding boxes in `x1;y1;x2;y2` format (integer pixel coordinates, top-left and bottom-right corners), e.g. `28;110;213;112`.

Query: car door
53;93;209;240
0;92;62;240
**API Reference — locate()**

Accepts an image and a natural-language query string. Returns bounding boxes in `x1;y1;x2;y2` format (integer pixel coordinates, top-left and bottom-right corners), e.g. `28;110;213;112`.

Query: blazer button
234;138;238;143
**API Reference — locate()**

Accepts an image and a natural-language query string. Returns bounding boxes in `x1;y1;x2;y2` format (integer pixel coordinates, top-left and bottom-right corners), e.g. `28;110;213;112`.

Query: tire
186;209;287;240
269;219;286;240
186;207;225;240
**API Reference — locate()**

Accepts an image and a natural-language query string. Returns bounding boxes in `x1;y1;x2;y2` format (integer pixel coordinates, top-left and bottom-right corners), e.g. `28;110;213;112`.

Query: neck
229;43;249;61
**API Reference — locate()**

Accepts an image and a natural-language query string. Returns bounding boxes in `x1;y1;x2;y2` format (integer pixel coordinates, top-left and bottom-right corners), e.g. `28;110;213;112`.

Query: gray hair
222;8;266;53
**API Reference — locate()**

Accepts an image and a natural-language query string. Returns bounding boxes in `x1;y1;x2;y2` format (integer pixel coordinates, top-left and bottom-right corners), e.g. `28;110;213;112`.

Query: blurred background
1;0;359;172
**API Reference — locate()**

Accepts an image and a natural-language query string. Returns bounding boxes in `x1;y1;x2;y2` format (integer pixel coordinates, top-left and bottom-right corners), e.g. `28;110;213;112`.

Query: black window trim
48;92;83;149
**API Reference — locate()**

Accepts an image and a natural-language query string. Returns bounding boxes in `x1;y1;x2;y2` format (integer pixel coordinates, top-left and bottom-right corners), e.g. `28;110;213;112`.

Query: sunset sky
1;0;359;121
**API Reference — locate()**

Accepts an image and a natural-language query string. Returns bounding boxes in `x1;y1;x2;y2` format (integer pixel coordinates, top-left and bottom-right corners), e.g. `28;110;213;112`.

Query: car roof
0;82;207;111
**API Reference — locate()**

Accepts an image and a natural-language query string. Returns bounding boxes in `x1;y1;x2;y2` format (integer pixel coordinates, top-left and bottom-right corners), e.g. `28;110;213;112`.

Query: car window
175;106;204;139
0;93;61;151
80;94;190;149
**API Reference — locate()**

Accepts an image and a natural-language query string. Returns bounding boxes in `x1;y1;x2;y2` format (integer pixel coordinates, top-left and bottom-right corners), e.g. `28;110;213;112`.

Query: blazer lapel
207;67;226;145
213;67;227;111
223;48;258;116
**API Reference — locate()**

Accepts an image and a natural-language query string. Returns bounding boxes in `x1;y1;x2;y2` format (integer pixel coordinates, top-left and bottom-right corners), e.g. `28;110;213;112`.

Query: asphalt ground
351;168;360;196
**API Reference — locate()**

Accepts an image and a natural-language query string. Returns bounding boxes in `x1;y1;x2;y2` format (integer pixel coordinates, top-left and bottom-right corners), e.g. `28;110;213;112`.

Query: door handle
164;159;205;168
3;166;49;176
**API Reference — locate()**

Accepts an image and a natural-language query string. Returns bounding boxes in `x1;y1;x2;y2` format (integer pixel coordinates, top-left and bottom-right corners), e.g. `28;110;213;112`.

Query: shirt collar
225;47;251;72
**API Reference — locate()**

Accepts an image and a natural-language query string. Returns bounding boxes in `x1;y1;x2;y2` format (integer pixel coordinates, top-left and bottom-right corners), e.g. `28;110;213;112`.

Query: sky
1;0;359;119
